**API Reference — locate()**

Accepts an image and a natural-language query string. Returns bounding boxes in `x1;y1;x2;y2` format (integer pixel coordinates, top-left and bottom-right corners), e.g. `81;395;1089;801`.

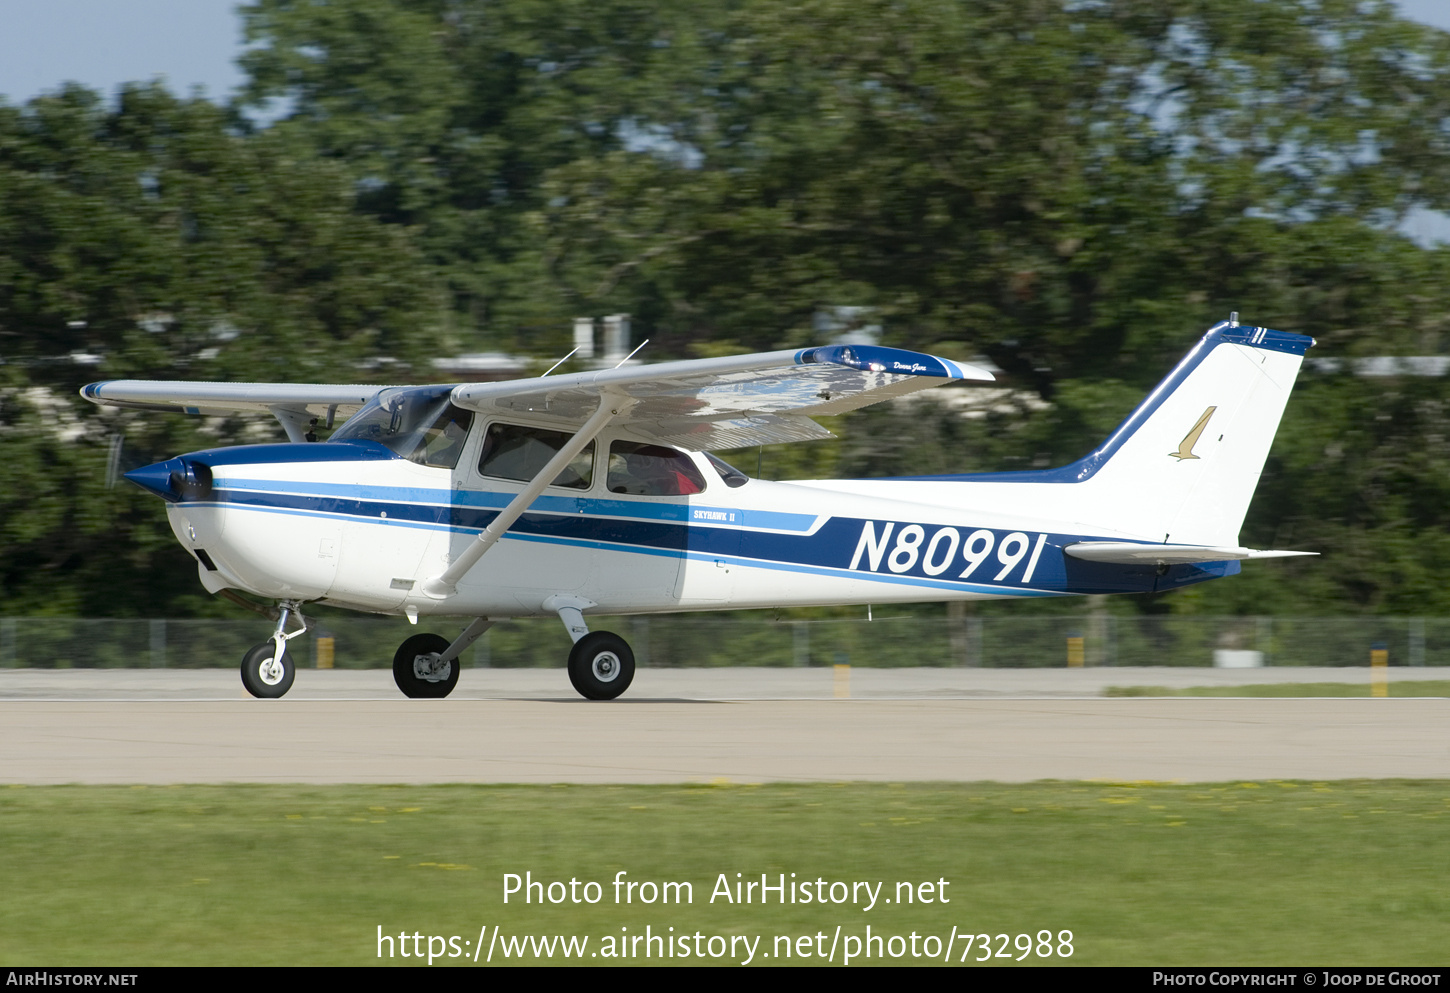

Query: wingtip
936;357;995;382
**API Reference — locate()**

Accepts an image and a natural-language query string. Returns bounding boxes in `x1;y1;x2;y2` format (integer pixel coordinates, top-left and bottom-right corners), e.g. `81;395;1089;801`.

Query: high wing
82;344;992;451
449;344;992;450
79;381;396;442
79;381;392;418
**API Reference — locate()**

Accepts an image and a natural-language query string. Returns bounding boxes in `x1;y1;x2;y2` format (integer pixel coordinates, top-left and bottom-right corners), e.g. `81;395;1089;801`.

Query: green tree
0;83;447;615
238;0;705;350
528;0;1450;368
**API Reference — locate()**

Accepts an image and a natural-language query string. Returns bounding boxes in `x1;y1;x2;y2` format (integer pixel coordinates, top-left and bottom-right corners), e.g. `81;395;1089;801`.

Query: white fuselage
167;426;1175;620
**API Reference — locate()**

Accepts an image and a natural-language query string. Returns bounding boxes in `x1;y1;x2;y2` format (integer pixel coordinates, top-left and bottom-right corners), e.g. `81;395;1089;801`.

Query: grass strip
1;781;1447;966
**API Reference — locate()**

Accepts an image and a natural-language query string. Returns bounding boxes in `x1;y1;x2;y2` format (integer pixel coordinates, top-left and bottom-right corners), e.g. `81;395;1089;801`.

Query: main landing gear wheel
393;633;459;699
567;631;635;701
241;641;295;699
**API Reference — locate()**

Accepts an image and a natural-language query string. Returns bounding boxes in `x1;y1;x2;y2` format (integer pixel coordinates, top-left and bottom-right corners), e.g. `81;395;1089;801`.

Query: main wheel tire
393;633;458;699
567;631;635;701
241;640;295;699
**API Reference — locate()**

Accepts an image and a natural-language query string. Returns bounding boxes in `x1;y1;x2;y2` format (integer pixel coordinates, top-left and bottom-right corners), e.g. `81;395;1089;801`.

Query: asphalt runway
4;664;1448;700
2;667;1446;784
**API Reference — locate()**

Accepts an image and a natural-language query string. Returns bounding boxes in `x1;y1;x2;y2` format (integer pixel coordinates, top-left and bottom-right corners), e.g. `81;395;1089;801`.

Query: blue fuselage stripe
194;485;1233;596
221;478;817;532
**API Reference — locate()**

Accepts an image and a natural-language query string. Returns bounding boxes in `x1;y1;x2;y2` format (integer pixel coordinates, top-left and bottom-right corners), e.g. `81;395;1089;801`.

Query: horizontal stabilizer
1064;542;1318;565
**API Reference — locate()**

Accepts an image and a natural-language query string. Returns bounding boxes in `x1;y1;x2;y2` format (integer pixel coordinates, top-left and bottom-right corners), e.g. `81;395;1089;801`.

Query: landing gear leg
392;617;493;699
544;595;634;701
240;600;306;699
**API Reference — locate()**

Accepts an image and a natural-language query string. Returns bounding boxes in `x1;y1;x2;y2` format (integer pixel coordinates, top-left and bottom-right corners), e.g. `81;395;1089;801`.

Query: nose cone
125;459;183;502
124;457;213;503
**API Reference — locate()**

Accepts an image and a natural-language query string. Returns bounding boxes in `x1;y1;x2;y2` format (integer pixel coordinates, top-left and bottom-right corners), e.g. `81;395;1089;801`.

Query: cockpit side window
607;441;706;496
413;405;474;469
478;423;595;489
705;452;750;488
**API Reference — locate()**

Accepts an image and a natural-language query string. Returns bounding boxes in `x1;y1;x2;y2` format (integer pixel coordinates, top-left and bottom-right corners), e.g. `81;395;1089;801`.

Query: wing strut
420;396;633;599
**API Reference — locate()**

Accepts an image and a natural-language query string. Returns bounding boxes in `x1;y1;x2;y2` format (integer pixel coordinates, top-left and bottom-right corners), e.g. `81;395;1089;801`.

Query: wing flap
634;414;836;450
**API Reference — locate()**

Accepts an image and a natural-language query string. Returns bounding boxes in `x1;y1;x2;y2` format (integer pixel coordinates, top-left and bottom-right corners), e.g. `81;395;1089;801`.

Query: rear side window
479;423;594;489
607;441;706;496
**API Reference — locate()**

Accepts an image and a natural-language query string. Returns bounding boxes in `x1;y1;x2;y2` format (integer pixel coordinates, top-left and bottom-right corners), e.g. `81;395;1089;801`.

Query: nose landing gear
240;600;307;699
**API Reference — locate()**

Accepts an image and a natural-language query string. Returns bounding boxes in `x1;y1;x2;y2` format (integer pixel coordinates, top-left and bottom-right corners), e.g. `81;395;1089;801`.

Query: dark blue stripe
207;487;1229;596
1217;324;1314;356
222;478;816;531
795;344;961;378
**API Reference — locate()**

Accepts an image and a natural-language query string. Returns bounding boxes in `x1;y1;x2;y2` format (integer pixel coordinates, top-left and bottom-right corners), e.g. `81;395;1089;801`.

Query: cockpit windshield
329;387;474;469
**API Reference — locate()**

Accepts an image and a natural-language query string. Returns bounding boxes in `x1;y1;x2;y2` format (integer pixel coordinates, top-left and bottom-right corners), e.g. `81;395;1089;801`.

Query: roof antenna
541;346;580;377
614;338;650;368
1229;311;1239;327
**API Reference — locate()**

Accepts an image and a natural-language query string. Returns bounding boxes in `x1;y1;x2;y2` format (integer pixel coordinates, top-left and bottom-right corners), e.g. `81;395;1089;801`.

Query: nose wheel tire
393;633;459;699
567;631;635;700
241;641;295;699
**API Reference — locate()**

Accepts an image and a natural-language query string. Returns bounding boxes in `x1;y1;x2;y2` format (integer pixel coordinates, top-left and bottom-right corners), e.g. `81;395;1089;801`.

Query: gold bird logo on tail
1169;406;1217;461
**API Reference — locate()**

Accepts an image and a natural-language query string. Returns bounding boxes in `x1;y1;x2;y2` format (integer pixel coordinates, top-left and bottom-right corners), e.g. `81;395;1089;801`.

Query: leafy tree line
0;83;446;614
3;0;1450;616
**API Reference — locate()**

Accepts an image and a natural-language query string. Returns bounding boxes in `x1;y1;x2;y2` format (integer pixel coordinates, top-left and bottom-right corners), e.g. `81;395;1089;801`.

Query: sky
1;1;1449;107
0;1;249;106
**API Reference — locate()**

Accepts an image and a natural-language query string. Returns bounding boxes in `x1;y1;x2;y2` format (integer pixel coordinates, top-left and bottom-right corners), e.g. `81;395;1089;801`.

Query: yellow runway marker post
316;637;335;670
833;664;850;699
1067;634;1085;668
1370;642;1387;697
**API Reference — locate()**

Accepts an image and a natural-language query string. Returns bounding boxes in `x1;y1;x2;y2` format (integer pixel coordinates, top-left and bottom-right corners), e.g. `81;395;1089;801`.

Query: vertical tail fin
1076;322;1313;546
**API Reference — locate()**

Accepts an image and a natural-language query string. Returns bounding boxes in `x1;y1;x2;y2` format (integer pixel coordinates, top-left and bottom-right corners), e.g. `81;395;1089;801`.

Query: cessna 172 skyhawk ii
83;317;1313;700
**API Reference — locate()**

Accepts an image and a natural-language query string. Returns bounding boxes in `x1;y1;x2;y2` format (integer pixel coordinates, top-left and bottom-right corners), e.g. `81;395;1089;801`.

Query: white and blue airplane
82;317;1315;699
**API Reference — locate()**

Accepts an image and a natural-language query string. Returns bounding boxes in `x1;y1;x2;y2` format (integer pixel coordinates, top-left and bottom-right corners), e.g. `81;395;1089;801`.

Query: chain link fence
0;615;1445;669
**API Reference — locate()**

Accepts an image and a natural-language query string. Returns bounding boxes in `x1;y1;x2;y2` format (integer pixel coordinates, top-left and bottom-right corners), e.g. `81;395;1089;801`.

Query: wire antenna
541;346;580;377
614;339;650;368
